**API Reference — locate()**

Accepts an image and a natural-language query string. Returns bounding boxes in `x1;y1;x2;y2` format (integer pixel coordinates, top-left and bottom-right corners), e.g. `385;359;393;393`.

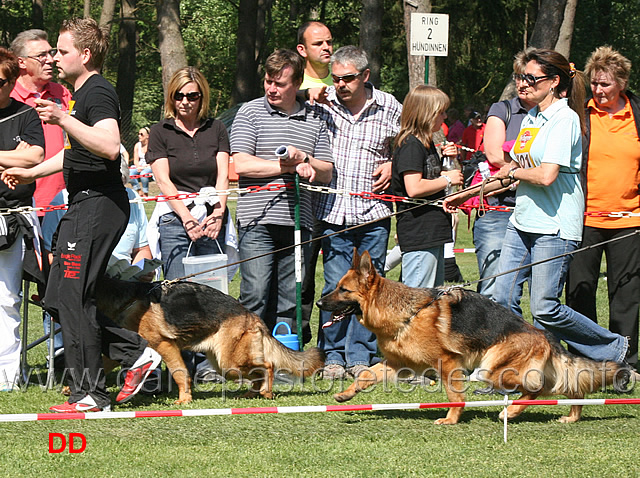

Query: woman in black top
391;85;462;288
147;67;230;280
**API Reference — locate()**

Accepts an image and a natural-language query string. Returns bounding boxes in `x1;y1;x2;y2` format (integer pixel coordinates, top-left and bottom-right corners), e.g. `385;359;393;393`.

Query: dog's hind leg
154;340;192;404
259;363;275;399
334;363;393;402
559;404;583;423
558;394;583;423
498;392;539;421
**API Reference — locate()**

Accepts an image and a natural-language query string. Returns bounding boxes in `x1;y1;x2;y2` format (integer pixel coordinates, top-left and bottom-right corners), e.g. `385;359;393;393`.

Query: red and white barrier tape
2;181;638;219
2;397;639;423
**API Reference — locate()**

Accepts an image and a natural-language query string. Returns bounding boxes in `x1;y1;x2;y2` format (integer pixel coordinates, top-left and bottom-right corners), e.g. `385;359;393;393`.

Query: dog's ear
358;250;377;280
352;247;361;269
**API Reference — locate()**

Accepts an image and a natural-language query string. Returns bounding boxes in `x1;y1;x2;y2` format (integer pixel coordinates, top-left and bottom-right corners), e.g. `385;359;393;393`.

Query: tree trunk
529;0;568;49
32;0;44;29
232;0;260;104
403;0;431;90
360;0;383;87
156;0;188;94
255;0;274;69
116;0;136;141
500;0;573;101
554;0;578;58
84;0;91;19
99;0;118;30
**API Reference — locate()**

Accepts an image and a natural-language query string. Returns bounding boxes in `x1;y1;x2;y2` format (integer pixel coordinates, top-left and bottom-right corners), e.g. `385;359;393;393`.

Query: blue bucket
273;322;299;351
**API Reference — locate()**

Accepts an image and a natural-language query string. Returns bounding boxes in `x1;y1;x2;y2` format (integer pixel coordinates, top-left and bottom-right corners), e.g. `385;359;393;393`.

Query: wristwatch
303;154;310;163
508;167;518;181
443;175;452;188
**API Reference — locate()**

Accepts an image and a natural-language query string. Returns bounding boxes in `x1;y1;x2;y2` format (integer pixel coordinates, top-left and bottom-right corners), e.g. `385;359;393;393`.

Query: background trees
2;0;639;147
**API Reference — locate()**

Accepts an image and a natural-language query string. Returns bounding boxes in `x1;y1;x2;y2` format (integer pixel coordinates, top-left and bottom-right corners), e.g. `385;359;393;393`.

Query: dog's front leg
435;366;467;425
333;363;393;402
155;341;192;404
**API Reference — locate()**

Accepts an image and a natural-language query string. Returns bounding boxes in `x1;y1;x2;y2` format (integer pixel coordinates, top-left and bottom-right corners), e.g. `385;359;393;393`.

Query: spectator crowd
0;19;638;413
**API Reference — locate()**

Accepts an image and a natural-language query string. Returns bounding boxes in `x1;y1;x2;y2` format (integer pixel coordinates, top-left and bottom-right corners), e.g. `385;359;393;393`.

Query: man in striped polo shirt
230;49;333;334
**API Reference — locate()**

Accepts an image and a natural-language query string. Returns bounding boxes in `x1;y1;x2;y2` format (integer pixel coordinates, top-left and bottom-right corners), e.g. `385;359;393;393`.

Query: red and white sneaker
116;347;162;404
50;394;111;413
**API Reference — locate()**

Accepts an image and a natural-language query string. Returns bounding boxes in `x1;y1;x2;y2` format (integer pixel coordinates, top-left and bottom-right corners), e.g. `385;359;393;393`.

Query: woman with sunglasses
446;49;628;364
147;67;230;283
129;126;152;197
467;50;537;301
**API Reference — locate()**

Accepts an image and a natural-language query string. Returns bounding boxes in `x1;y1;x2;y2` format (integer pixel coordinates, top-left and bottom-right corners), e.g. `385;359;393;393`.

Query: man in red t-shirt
461;111;485;161
10;29;72;216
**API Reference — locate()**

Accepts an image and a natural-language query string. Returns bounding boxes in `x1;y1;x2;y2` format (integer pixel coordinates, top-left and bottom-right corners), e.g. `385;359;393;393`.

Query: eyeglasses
512;73;555;87
174;91;202;102
0;78;9;88
25;49;57;63
331;72;362;84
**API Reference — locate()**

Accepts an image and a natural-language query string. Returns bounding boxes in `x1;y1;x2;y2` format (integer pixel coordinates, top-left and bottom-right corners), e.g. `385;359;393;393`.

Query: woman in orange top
566;46;640;369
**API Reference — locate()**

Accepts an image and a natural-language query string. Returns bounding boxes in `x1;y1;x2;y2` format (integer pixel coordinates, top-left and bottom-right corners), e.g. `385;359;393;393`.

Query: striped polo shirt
230;96;333;230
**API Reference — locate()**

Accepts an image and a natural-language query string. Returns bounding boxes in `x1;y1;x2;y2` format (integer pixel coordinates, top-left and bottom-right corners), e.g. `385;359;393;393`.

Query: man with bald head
297;21;333;89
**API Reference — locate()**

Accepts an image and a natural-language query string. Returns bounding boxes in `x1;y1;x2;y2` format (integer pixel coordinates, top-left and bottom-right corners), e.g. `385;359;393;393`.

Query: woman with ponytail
446;48;628;364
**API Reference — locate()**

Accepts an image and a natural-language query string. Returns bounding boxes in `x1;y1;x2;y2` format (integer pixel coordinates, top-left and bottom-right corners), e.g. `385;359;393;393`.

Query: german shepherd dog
95;277;324;404
316;250;635;424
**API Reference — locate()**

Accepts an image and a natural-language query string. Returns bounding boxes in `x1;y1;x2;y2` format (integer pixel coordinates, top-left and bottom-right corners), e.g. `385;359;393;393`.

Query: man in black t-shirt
0;47;44;391
2;19;160;412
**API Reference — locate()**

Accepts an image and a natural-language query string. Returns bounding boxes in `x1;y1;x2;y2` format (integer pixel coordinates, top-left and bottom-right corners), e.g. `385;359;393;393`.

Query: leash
404;286;458;323
157;181;500;285
459;229;640;290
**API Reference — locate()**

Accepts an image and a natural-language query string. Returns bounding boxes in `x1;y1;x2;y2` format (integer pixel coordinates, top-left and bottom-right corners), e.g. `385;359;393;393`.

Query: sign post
410;13;449;84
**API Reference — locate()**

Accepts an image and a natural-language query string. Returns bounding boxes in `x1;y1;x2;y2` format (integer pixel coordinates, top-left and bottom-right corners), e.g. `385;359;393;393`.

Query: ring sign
410;13;449;56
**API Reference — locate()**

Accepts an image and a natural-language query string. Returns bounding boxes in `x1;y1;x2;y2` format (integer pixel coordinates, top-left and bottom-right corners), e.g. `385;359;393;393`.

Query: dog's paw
333;391;355;402
260;391;274;399
174;395;193;405
558;415;579;424
434;417;458;425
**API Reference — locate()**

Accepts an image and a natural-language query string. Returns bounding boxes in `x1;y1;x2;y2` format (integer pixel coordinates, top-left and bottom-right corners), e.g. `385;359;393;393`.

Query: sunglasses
512;73;555;87
26;49;57;63
0;77;8;88
174;91;202;102
331;72;362;84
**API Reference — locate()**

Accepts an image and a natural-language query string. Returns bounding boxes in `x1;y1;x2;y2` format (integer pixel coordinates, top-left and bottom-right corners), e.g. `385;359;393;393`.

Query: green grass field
1;194;638;478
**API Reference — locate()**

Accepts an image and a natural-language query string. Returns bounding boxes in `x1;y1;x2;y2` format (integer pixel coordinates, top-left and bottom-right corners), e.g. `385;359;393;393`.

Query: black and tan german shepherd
95;277;324;404
317;250;636;424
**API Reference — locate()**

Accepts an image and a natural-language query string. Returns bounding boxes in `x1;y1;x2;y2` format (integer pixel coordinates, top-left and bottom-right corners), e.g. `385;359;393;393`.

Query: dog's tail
262;334;325;378
547;338;635;396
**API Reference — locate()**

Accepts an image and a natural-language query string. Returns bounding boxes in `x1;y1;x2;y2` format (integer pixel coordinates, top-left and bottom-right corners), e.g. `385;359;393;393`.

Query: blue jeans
472;210;512;300
129;166;153;194
238;223;310;333
43;311;63;354
401;246;444;288
493;223;628;362
158;212;226;281
318;219;390;368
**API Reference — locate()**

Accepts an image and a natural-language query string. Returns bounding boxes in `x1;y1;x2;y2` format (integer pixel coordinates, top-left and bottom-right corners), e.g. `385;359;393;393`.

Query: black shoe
194;368;226;384
473;387;519;396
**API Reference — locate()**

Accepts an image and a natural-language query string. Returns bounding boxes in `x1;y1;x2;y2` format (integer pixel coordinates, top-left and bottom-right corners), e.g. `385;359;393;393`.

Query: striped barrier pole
3;397;640;424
